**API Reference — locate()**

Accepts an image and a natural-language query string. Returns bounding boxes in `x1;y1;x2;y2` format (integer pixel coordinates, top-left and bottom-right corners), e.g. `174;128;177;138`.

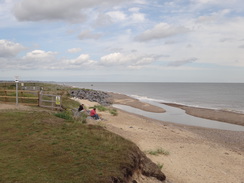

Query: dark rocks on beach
69;89;112;106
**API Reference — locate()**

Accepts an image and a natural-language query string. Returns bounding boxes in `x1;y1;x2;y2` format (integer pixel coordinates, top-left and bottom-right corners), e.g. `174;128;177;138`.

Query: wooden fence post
38;91;42;106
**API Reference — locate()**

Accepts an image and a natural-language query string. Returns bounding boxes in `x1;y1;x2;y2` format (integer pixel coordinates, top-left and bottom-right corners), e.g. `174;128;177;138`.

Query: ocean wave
130;94;244;114
130;95;166;102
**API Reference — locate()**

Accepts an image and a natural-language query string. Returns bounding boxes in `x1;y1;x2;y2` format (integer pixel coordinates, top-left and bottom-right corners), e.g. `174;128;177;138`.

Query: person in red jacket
90;108;99;120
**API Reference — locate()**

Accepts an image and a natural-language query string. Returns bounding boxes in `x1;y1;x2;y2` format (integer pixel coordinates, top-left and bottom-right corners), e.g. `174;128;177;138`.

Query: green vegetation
146;148;170;156
0;110;136;182
109;108;118;116
157;163;164;170
54;111;73;121
92;105;118;116
93;105;107;111
0;82;136;182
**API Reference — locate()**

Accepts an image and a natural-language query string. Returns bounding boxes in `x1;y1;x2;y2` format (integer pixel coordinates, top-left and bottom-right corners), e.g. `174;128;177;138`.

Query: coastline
110;92;244;127
109;92;165;113
76;92;244;183
162;103;244;127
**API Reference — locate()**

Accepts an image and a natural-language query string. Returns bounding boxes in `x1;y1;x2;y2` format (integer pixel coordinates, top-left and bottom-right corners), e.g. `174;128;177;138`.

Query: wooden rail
0;90;39;105
0;90;62;110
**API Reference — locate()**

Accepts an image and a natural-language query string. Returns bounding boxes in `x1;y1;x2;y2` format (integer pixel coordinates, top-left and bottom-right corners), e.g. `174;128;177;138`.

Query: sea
61;82;244;131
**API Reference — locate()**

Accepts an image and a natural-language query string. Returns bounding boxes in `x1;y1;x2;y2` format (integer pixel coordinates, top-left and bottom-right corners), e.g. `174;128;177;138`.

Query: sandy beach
2;94;243;183
74;93;244;183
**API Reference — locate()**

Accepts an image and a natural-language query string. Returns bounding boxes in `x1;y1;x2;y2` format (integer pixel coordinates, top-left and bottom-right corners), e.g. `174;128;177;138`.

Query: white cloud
1;0;244;82
78;30;102;40
106;11;127;22
100;52;156;68
128;7;145;22
0;40;25;57
135;22;190;42
18;50;58;69
24;50;57;60
94;13;113;27
129;7;140;12
130;12;145;22
13;0;131;22
100;52;127;66
64;54;96;68
67;48;82;53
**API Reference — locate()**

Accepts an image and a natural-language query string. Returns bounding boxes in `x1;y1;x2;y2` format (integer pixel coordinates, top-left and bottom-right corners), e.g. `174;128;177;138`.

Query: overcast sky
0;0;244;82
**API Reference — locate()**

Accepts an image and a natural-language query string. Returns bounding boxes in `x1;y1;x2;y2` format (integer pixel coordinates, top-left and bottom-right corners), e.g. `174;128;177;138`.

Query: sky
0;0;244;82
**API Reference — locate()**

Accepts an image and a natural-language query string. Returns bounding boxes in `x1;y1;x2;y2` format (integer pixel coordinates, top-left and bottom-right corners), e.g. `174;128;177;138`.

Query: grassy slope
0;110;136;183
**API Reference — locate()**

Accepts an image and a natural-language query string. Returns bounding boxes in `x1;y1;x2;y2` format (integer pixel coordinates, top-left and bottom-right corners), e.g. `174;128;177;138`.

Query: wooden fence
38;92;62;110
0;90;62;110
0;90;39;106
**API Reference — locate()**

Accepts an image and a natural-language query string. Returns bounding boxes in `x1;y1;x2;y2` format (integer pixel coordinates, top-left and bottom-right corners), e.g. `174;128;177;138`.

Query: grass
92;105;118;116
0;110;137;182
146;148;170;156
157;163;164;170
54;111;73;121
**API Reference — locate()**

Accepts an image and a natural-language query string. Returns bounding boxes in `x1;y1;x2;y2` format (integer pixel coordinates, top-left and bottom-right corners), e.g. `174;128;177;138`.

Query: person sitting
90;108;100;120
78;104;84;112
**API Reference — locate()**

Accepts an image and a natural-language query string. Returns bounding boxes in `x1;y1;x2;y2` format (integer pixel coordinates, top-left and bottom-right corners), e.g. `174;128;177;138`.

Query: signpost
15;76;19;106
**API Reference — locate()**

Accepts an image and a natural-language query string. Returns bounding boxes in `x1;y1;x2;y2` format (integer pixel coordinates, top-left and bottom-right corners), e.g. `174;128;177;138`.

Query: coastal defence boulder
69;89;112;106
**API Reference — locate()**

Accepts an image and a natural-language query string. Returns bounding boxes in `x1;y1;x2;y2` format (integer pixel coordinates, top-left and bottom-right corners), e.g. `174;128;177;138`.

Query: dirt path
0;103;33;110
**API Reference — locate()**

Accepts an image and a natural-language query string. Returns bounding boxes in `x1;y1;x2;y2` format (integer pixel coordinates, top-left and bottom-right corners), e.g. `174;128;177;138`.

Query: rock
69;89;112;106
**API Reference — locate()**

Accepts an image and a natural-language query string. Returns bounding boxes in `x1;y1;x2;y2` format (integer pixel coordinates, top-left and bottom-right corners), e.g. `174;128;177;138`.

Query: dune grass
146;148;170;156
0;110;136;182
92;105;118;116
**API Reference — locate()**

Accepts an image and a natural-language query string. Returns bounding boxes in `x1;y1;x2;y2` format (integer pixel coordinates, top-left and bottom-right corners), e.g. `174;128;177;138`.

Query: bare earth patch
0;103;32;110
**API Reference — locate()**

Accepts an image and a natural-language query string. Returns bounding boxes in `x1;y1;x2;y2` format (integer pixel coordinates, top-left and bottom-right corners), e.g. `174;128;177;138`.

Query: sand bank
163;103;244;127
109;92;165;113
110;92;244;127
77;93;244;183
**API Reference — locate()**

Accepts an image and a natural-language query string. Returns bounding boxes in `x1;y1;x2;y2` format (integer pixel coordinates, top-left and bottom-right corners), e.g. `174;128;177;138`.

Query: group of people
78;104;100;120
